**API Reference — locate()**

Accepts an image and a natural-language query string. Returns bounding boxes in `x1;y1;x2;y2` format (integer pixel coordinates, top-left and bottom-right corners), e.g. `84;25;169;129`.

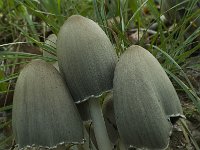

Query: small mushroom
43;34;59;71
57;15;118;150
102;93;119;146
12;59;84;149
113;45;183;149
43;34;57;59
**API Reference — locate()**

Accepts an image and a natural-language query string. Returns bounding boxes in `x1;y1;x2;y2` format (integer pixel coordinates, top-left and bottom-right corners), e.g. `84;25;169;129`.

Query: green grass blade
0;105;12;112
165;69;200;111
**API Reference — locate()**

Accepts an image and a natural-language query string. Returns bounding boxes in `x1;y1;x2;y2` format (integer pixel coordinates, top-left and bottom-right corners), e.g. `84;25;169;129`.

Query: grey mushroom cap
12;59;84;148
142;47;184;122
102;93;119;145
140;46;183;120
43;34;60;71
43;34;57;59
57;15;118;103
113;45;176;149
125;46;183;120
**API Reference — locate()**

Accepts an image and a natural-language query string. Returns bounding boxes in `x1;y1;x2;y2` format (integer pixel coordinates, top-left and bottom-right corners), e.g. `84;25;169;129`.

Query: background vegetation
0;0;200;149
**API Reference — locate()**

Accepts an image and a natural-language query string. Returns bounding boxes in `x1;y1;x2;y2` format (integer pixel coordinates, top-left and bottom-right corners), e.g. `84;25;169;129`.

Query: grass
0;0;200;149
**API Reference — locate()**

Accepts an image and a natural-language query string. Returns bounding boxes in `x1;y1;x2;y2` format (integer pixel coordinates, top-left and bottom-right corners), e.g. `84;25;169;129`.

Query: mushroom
113;45;183;149
12;59;84;149
102;92;119;146
57;15;118;150
43;34;59;71
43;34;57;59
43;33;96;150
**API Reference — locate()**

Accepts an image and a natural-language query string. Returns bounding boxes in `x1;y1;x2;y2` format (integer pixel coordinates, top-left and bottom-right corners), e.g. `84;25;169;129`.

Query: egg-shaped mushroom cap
102;93;119;145
140;47;184;122
57;15;117;103
113;45;176;149
142;46;183;118
12;59;84;148
123;46;183;120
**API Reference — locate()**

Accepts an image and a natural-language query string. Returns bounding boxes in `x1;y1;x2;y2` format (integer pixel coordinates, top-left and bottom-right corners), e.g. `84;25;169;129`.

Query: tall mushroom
12;59;83;149
57;15;117;150
113;45;183;149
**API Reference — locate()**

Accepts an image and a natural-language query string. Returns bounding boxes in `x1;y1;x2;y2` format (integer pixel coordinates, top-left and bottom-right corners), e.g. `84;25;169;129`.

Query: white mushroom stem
89;98;112;150
83;127;97;150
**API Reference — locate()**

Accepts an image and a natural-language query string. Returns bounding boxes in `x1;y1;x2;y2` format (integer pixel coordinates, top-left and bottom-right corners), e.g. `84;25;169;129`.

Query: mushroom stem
83;127;97;150
89;98;112;150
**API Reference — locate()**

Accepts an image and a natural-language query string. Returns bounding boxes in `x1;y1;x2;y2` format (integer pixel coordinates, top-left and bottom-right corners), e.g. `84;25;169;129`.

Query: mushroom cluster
12;15;184;150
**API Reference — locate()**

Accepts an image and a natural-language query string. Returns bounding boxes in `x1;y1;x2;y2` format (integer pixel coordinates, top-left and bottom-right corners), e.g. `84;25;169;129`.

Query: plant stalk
83;126;97;150
89;98;112;150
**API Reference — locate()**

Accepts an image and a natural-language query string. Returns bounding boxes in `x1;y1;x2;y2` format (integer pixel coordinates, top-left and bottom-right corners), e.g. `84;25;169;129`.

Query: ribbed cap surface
57;15;117;103
113;45;181;149
12;59;83;148
43;34;57;59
